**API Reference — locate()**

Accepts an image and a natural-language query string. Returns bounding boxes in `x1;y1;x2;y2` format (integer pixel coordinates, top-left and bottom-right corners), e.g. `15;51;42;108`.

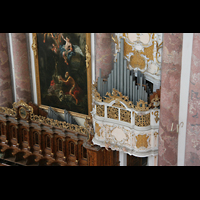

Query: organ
92;38;161;159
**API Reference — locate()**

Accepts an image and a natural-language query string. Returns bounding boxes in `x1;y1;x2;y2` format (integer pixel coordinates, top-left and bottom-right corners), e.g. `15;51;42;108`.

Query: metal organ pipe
111;70;114;93
96;38;150;105
114;62;117;91
124;59;127;96
130;75;133;101
117;52;120;91
120;38;124;94
127;69;130;97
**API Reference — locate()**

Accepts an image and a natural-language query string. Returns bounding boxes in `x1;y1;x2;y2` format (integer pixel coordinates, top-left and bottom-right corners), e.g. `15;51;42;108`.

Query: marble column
11;33;32;103
95;33;115;80
0;33;13;108
158;33;183;166
184;33;200;166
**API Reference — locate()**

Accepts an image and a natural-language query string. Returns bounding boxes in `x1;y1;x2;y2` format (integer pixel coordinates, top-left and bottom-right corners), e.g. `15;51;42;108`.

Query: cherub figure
43;33;52;43
61;34;73;54
60;34;85;65
59;34;74;65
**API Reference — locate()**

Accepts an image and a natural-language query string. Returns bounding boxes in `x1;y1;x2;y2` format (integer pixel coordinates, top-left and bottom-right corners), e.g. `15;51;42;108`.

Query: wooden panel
127;154;142;166
87;149;98;166
77;140;87;166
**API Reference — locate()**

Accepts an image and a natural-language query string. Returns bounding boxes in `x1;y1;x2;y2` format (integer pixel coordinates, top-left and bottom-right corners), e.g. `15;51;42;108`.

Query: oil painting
32;33;92;117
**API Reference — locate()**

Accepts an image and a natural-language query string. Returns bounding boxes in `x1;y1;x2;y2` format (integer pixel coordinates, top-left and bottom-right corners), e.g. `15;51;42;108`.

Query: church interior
0;33;199;166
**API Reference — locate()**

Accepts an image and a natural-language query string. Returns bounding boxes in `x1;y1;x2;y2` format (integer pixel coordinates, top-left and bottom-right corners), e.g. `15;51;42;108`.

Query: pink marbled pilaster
185;33;200;166
0;33;13;108
158;33;183;166
11;33;32;103
95;33;115;80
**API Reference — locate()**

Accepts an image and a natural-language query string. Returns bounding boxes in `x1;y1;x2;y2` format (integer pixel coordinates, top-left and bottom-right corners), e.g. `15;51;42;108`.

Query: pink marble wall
158;33;183;166
0;33;13;108
185;33;200;166
11;33;32;103
95;33;115;80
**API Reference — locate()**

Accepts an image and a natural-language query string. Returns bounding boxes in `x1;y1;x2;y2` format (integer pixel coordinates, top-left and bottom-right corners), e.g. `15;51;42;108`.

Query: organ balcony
92;38;161;158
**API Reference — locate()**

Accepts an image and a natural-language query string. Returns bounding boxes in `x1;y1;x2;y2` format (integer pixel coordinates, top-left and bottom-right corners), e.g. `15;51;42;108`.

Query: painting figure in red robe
59;72;81;105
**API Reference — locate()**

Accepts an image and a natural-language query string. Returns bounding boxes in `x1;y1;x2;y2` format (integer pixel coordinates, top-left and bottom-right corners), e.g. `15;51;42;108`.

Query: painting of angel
35;33;91;116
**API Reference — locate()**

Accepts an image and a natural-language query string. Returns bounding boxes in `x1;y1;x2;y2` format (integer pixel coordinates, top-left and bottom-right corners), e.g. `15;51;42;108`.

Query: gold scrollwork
154;111;159;123
107;106;118;120
0;107;16;117
120;109;131;123
96;105;104;117
135;99;149;111
104;88;134;109
113;33;163;75
136;134;149;149
13;100;33;114
85;45;91;69
156;42;163;63
149;94;160;108
30;112;88;135
112;102;126;109
1;100;89;135
92;84;103;102
95;122;101;137
32;34;38;56
135;113;150;127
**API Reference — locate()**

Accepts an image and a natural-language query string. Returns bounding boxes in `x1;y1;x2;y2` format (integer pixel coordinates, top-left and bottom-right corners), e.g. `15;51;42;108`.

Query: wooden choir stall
0;100;119;166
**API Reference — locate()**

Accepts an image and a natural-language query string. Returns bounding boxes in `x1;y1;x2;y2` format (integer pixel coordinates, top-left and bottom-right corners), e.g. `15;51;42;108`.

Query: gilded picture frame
32;33;92;119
